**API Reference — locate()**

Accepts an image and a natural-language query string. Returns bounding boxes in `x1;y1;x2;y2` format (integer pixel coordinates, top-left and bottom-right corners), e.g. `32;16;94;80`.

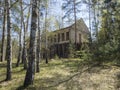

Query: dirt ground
57;64;120;90
1;59;120;90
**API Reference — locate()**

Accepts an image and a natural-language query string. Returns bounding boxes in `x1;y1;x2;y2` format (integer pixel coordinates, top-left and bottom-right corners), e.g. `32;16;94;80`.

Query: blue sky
0;0;91;38
49;0;90;29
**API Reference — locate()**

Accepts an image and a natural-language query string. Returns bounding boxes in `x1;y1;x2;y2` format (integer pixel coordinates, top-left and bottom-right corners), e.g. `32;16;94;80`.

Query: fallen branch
42;63;97;89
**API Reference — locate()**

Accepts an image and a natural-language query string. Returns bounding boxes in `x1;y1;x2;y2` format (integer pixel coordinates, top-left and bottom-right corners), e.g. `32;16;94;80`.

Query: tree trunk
36;0;40;72
5;0;12;81
22;6;31;69
22;22;27;69
21;0;27;69
24;0;37;87
16;0;22;67
45;6;48;64
36;27;40;72
1;2;6;62
73;0;77;49
93;4;98;42
88;0;92;43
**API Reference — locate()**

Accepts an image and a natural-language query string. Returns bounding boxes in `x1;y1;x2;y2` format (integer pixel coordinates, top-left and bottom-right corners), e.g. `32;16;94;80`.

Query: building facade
42;18;90;58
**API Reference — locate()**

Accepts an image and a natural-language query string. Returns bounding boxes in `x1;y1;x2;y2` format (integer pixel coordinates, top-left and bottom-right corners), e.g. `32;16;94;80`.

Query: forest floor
0;58;120;90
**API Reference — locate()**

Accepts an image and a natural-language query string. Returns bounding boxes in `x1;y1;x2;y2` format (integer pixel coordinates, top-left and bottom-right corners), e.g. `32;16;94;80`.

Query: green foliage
68;43;75;58
74;43;92;63
75;51;82;58
12;39;19;59
81;50;92;61
12;24;20;33
75;50;92;63
0;58;83;90
54;54;59;60
90;0;120;64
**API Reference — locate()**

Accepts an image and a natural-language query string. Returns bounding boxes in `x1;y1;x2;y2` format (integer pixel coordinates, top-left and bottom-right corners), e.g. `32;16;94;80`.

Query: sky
0;0;91;39
49;0;90;29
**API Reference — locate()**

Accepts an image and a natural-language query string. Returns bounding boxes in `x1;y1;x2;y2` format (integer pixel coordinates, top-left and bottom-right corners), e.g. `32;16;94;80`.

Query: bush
68;43;75;58
54;54;59;60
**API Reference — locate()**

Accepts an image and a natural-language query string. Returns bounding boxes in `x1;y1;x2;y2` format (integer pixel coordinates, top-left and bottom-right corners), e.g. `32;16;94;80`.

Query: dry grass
0;59;120;90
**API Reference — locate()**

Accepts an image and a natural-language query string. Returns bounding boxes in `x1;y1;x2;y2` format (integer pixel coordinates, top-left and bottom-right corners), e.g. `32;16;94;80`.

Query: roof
53;18;90;34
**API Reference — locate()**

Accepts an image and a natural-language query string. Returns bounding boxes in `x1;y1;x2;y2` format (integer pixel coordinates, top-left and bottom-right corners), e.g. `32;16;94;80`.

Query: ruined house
42;18;90;58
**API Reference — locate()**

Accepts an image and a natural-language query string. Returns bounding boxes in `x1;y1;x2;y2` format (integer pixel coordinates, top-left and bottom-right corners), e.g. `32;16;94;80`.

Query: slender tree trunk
26;6;31;32
73;0;77;49
1;2;6;62
22;41;27;69
93;4;98;43
16;0;22;67
22;22;27;69
96;0;100;44
21;6;31;69
88;0;92;43
24;0;37;87
5;0;12;81
21;0;27;69
36;25;40;72
45;7;48;64
36;0;40;72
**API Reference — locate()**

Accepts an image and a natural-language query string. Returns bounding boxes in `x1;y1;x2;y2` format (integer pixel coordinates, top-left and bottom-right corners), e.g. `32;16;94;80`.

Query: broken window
62;33;65;41
58;33;60;42
66;32;69;40
54;35;56;42
79;34;81;43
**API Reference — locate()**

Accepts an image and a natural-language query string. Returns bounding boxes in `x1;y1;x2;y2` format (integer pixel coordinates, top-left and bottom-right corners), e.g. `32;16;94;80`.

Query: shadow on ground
1;59;120;90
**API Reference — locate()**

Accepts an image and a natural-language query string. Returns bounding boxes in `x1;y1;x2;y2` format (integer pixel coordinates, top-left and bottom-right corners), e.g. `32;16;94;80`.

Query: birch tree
16;0;23;67
5;0;12;81
24;0;37;87
0;0;6;62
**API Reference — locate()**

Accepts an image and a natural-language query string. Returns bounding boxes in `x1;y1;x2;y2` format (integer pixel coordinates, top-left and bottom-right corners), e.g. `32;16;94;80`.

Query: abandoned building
42;18;90;58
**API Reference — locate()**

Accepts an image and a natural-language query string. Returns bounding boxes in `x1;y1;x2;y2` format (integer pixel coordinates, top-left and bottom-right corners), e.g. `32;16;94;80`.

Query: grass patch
1;58;120;90
0;58;83;90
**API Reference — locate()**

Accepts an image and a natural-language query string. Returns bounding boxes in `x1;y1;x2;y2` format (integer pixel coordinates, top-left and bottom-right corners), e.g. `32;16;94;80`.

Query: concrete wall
41;18;90;58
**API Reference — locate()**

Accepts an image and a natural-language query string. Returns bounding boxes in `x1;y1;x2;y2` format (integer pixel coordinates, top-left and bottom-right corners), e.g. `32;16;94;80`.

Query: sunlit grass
0;58;82;90
1;58;119;90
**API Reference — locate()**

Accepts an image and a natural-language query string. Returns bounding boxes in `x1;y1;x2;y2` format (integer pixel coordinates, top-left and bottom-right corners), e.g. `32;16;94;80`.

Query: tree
5;0;12;81
90;0;120;63
16;0;23;67
22;2;31;69
0;0;6;62
62;0;81;49
73;0;77;47
24;0;37;87
21;0;27;69
36;0;41;72
88;0;92;43
45;4;48;64
42;0;49;64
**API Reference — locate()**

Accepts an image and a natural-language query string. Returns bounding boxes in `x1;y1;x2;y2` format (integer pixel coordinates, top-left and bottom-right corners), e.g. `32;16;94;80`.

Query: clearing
0;59;120;90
